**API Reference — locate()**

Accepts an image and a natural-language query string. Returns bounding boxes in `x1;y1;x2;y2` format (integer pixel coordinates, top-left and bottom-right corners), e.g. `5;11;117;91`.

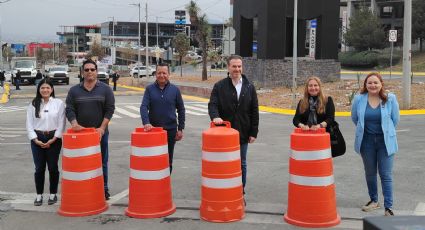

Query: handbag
327;121;346;157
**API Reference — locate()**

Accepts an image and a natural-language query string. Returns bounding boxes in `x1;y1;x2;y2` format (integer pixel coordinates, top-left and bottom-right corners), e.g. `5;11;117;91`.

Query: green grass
381;51;425;72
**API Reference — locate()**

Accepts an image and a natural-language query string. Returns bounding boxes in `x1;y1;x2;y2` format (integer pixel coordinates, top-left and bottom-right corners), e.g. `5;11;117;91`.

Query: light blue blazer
351;93;400;155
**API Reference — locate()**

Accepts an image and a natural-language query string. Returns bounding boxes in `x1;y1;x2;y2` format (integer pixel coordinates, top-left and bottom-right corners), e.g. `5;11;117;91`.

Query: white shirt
26;97;66;140
234;77;243;100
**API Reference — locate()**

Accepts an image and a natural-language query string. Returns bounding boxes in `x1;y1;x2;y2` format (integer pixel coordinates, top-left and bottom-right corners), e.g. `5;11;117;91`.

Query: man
15;70;21;90
111;71;120;91
208;55;259;197
35;70;43;85
140;63;185;173
65;59;115;200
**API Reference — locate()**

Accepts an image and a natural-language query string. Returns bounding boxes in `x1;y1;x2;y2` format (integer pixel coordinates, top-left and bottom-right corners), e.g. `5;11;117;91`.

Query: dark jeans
240;143;248;193
166;128;177;173
100;130;109;191
30;133;62;194
15;79;21;90
113;81;117;91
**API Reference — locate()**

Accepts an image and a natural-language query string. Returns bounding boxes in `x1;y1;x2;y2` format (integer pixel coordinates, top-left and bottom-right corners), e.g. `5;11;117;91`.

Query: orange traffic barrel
284;128;340;228
125;127;176;218
58;128;108;217
200;121;244;222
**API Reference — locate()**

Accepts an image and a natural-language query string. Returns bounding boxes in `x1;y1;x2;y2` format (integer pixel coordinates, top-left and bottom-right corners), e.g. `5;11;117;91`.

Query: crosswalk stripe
113;114;122;119
0;131;27;134
186;110;205;116
125;105;140;112
0;134;21;138
184;105;208;113
0;127;26;130
115;107;140;118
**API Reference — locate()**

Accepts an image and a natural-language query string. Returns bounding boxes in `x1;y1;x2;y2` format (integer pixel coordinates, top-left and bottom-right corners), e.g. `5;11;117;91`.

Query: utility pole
292;0;298;109
145;1;149;78
402;0;412;109
0;0;12;69
156;16;159;48
130;3;141;79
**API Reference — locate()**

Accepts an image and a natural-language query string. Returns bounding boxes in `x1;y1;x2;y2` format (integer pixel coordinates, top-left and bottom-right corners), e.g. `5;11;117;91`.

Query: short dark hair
82;59;97;70
227;54;243;65
156;63;170;73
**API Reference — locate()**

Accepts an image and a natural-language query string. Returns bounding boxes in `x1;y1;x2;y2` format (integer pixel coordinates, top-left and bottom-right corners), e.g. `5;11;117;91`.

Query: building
57;25;101;53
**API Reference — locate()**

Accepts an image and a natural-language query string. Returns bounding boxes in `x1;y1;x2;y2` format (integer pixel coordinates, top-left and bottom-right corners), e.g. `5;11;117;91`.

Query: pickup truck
46;66;69;85
130;65;156;78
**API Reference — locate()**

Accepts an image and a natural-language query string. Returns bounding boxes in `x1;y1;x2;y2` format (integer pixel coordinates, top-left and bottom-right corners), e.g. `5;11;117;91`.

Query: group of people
25;56;400;217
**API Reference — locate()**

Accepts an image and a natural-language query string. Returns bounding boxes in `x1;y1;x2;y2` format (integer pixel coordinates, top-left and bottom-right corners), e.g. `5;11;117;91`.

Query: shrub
339;51;380;68
377;52;402;68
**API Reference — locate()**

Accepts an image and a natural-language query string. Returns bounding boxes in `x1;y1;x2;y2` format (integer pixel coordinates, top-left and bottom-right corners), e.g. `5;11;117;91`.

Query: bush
377;52;402;68
339;51;380;68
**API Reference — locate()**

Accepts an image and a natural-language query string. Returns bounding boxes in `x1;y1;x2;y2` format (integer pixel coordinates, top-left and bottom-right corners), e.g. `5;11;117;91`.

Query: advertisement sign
175;10;186;33
309;19;317;58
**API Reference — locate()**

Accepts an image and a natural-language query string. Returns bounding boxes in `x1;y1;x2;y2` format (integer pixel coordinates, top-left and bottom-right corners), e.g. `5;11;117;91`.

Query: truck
11;57;38;85
45;65;69;85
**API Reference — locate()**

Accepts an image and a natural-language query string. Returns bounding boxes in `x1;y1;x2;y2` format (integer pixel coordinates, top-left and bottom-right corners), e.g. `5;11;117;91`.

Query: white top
235;77;243;100
26;97;66;140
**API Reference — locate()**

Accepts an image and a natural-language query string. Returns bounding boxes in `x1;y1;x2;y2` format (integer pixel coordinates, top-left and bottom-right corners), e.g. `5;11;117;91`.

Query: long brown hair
360;72;387;104
299;76;327;114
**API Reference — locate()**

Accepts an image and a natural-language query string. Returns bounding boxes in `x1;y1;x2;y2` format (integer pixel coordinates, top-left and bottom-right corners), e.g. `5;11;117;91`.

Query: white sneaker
362;201;380;212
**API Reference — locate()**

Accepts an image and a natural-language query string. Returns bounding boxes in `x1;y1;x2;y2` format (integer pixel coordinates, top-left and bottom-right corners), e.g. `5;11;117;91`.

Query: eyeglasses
84;68;96;72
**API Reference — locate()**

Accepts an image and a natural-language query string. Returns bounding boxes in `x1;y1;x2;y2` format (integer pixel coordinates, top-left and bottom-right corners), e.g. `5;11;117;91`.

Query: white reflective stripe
130;168;170;180
202;150;240;162
132;145;168;157
290;148;331;161
290;174;334;186
63;145;101;158
202;176;242;189
62;168;103;181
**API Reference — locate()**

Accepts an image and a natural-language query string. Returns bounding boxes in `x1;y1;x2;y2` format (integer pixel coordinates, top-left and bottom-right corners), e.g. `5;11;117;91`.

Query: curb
119;83;425;116
0;83;10;104
341;71;425;76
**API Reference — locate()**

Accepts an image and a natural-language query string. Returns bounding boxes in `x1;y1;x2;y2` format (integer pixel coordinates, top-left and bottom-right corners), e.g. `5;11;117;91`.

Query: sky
0;0;231;43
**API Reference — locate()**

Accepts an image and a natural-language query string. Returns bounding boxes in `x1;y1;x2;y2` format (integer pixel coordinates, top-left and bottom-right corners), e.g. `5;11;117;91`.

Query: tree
87;40;105;61
344;7;386;51
186;1;212;81
172;33;190;77
413;0;425;52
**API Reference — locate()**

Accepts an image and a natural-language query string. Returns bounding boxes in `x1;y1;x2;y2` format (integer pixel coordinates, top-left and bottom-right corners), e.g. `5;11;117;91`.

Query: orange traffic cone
125;127;176;218
58;128;108;217
200;121;244;222
284;128;340;228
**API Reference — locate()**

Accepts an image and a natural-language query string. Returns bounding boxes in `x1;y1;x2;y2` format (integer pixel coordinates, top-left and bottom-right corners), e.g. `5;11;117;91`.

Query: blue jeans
100;130;109;191
166;128;177;173
360;133;394;209
30;133;62;194
240;143;248;193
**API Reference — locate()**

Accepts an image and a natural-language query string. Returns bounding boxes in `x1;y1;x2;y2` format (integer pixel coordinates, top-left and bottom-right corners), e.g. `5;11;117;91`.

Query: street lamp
130;3;141;79
0;0;12;70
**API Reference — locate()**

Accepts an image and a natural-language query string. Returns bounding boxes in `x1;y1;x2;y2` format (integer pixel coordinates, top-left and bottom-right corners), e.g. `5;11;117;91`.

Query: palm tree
186;1;211;81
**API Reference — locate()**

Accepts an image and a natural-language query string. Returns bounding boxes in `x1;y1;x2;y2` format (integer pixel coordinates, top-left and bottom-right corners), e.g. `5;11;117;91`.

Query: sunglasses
84;68;97;72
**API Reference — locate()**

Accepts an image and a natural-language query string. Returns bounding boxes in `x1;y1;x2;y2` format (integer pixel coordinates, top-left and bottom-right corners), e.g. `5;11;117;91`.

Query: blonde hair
299;76;327;114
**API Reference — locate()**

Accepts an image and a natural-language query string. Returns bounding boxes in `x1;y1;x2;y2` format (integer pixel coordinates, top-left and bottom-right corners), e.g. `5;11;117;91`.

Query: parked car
97;66;110;85
186;51;201;60
46;66;69;85
130;66;156;78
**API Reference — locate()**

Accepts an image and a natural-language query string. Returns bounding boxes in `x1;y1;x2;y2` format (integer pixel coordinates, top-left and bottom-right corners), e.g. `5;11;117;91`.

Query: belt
35;130;56;135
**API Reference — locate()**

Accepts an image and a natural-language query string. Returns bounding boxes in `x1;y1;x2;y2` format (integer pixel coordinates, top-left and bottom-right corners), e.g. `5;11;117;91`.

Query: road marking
0;130;27;134
396;129;409;133
124;105;140;112
186;110;204;116
115;107;140;118
108;189;129;204
0;134;21;138
414;202;425;216
185;105;208;113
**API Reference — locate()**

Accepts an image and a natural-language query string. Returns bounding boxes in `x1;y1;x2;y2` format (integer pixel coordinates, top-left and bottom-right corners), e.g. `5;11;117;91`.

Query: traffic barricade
58;128;108;217
200;121;244;222
125;127;176;218
284;128;340;228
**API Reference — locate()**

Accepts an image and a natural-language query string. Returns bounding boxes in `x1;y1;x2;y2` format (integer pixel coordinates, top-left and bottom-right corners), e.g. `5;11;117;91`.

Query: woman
351;72;399;216
293;76;335;131
26;79;66;206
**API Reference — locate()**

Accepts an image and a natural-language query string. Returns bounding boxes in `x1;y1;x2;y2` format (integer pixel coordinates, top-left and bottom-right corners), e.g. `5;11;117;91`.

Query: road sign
389;30;397;42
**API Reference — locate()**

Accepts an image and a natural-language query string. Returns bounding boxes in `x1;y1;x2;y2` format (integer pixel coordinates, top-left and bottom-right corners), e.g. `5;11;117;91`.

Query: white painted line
124;105;140;112
414;202;425;216
186;110;205;116
0;134;20;138
115;107;140;118
107;189;129;204
396;129;409;133
0;127;27;130
185;105;208;113
113;114;122;119
190;103;208;109
0;130;27;134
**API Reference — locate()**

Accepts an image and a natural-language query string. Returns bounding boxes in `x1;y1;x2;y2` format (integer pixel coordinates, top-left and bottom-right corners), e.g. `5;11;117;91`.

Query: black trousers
166;128;177;173
30;132;62;194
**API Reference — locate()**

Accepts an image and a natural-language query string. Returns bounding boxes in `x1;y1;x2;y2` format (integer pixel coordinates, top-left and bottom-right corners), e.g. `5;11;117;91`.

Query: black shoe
385;208;394;216
48;195;57;205
105;191;110;200
34;197;43;206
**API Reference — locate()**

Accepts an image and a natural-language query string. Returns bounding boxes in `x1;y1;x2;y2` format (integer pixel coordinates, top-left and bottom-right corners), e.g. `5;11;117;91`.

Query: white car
46;66;69;85
130;66;156;78
186;52;201;60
